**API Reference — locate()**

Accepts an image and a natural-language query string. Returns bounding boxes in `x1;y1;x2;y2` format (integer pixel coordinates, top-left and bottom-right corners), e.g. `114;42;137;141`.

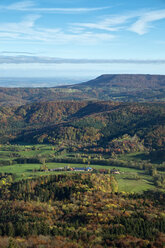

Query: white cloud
1;55;165;64
0;1;109;13
0;3;165;49
0;15;115;44
0;14;40;31
74;9;165;35
1;51;36;55
129;9;165;35
73;15;133;32
6;1;35;10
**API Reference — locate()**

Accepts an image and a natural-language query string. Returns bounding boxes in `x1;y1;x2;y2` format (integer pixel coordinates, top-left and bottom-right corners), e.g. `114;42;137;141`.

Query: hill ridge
0;74;165;105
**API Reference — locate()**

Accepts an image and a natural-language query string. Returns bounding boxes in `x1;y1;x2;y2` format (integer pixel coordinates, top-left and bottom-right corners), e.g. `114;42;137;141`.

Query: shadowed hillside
0;101;164;154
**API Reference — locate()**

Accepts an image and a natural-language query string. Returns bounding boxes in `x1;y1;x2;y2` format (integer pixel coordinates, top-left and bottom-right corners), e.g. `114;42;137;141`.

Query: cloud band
0;55;165;64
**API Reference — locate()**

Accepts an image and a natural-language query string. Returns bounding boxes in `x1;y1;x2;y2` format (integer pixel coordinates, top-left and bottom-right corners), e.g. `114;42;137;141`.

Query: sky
0;0;165;80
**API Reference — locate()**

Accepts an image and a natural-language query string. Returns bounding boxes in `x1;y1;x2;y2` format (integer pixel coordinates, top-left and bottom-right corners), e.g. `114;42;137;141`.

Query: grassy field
0;161;155;193
0;144;162;193
0;144;55;158
118;151;165;164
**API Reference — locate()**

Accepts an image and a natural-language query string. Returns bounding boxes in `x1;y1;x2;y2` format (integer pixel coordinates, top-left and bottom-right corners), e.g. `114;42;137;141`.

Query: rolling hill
73;74;165;88
0;74;165;106
0;101;164;154
67;74;165;102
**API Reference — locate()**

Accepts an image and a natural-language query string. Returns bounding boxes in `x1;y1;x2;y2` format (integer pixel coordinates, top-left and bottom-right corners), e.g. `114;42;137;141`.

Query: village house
110;168;120;174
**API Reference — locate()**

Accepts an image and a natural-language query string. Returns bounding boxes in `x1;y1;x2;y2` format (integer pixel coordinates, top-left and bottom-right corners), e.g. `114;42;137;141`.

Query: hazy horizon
0;72;165;88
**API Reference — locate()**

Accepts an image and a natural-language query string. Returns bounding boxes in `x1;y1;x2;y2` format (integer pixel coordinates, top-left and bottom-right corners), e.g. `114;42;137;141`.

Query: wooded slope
0;101;164;153
0;74;165;105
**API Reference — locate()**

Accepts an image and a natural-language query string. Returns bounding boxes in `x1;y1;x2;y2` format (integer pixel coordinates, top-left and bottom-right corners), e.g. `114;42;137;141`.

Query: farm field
0;144;162;163
0;144;164;193
0;161;155;193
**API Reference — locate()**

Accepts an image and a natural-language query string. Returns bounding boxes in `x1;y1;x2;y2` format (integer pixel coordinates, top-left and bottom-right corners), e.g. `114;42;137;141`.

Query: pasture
0;144;160;193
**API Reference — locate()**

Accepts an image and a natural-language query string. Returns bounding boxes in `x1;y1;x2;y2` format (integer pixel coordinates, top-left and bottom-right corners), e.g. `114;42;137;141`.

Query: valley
0;75;164;247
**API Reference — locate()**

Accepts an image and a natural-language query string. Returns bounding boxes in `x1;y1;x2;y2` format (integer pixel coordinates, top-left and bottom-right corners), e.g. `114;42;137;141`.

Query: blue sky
0;0;165;79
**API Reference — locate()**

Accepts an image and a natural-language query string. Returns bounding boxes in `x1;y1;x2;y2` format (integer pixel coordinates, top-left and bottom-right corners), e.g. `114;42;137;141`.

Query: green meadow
0;162;155;193
0;144;162;193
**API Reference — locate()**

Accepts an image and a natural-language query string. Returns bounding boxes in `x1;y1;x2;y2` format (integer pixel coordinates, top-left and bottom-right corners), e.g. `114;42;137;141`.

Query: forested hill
73;74;165;88
0;74;165;106
67;74;165;102
0;101;164;154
